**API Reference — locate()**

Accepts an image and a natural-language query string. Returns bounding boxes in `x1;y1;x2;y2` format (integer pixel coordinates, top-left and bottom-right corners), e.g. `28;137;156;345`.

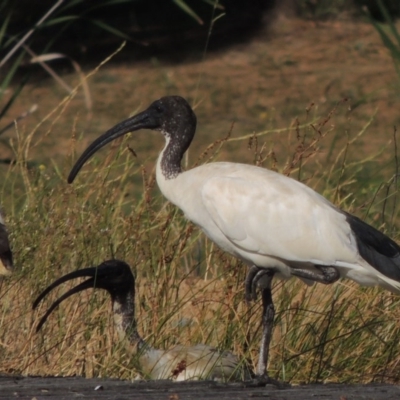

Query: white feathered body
137;343;249;381
157;158;400;293
113;301;250;381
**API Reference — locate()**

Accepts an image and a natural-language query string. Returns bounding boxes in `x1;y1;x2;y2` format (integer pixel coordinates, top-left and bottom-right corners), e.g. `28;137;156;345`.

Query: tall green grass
1;82;400;383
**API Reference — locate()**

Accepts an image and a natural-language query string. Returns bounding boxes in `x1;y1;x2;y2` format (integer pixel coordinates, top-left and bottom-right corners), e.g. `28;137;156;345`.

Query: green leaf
201;0;224;10
376;0;400;46
0;13;11;48
172;0;203;25
0;72;30;120
0;50;25;98
41;15;80;27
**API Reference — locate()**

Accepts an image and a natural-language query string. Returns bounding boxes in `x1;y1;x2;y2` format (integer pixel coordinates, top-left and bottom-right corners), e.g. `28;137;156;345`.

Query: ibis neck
158;123;196;180
159;136;184;180
112;292;146;352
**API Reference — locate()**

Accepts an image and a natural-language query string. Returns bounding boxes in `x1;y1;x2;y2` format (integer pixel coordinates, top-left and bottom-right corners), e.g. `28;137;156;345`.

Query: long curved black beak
33;266;103;333
68;108;159;184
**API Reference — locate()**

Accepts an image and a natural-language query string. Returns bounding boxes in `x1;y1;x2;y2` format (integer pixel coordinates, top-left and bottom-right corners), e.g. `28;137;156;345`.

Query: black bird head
68;96;197;183
33;259;134;332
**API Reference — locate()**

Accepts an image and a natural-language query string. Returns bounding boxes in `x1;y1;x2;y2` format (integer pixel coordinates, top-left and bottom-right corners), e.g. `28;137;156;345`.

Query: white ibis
0;209;13;276
67;95;400;384
33;259;251;381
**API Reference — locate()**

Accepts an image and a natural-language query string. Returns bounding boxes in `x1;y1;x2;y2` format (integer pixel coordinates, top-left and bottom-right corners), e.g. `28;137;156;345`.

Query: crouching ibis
33;259;251;381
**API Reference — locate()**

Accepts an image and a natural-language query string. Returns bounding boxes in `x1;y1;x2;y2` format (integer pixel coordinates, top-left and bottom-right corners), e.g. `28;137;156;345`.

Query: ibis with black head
33;259;251;381
67;96;400;384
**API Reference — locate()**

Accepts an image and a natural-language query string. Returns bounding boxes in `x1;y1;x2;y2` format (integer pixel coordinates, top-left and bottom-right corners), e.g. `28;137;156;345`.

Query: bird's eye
155;104;164;113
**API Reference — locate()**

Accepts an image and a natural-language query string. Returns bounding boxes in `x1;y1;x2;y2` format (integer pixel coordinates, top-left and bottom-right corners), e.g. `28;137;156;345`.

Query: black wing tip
346;212;400;282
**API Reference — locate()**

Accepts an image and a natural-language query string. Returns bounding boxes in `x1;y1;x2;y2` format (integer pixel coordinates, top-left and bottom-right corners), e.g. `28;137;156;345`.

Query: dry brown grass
1;83;400;384
2;17;400;383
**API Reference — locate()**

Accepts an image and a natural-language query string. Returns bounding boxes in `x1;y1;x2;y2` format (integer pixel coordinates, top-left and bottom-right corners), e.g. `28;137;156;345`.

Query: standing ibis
33;259;251;381
0;209;13;276
67;96;400;384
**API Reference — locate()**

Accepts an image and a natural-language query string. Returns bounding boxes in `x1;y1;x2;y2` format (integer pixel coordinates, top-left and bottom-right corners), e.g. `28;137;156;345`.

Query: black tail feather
345;212;400;282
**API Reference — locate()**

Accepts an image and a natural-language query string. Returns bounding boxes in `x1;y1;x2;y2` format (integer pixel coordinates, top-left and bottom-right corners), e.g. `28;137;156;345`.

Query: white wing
201;172;358;268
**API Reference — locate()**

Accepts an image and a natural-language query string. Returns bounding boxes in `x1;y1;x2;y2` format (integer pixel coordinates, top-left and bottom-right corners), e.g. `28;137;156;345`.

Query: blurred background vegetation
3;0;400;62
2;0;400;139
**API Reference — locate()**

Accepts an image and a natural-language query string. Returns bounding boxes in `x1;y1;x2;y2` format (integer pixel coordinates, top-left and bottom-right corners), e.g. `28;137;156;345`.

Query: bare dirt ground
1;375;400;400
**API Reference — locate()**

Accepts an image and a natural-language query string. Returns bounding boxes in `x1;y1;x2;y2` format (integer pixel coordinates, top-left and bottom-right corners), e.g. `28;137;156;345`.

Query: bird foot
243;374;290;389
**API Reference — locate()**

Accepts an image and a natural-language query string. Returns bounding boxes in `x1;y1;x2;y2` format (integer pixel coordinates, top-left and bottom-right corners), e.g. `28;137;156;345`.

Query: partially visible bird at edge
0;208;13;276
